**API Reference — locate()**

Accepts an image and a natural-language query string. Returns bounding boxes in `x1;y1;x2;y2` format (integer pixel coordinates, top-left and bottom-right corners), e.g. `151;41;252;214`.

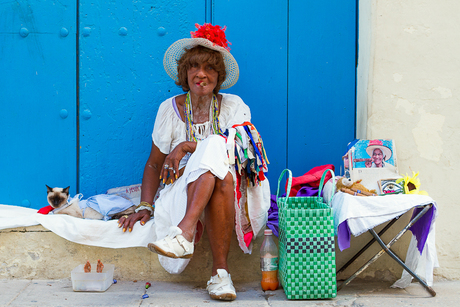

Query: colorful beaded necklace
184;91;222;142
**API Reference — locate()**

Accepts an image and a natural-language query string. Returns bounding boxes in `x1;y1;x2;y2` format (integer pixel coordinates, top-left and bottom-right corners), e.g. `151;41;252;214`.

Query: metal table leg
337;218;399;275
338;204;435;296
369;228;436;296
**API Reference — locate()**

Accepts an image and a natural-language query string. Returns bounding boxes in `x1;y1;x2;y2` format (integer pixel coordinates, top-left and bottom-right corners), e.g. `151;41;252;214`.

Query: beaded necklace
184;91;222;142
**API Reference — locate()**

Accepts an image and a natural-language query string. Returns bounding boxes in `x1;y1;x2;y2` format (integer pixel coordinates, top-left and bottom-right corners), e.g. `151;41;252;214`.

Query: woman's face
372;148;384;166
187;62;219;97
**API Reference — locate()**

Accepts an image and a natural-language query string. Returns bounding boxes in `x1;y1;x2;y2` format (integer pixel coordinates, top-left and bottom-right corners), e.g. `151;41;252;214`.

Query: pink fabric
244;232;253;248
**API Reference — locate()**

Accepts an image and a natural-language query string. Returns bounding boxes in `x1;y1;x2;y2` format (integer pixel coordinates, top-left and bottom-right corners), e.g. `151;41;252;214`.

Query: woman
365;139;392;168
118;24;270;301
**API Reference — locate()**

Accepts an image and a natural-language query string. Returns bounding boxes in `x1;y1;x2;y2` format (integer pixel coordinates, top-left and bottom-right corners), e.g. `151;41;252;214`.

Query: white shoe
148;226;194;259
207;269;237;301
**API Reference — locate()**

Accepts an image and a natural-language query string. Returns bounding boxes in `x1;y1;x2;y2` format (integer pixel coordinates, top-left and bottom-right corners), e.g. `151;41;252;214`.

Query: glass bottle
260;229;279;290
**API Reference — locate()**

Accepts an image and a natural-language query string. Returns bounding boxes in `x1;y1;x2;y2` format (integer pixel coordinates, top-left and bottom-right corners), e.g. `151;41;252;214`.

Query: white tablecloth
331;192;439;287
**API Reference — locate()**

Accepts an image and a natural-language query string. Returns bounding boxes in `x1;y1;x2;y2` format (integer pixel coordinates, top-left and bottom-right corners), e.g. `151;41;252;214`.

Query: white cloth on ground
391;223;439;288
0;204;156;248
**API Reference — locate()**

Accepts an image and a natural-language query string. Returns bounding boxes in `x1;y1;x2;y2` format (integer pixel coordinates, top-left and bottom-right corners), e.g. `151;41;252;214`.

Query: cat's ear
63;186;70;194
46;185;53;193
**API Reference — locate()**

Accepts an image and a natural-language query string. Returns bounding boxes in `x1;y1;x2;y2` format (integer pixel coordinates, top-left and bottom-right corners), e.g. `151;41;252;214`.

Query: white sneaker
206;269;237;301
148;226;194;259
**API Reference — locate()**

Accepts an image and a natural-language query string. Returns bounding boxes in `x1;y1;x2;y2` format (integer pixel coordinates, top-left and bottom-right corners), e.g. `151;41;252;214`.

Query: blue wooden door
214;0;356;189
78;0;205;197
213;0;289;192
0;0;77;209
1;0;355;208
287;1;356;176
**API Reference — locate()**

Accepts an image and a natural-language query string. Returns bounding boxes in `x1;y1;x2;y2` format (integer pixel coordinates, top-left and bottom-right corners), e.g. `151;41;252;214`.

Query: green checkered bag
277;169;337;300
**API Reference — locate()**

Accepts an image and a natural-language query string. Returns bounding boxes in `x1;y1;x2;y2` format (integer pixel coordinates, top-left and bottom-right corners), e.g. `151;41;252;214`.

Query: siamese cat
46;185;135;219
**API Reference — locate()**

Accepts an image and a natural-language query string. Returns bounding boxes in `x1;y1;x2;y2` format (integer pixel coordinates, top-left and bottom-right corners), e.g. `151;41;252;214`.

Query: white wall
368;0;460;279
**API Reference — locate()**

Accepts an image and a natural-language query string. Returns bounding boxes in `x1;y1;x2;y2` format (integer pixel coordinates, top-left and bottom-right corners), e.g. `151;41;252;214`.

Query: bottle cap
264;229;272;235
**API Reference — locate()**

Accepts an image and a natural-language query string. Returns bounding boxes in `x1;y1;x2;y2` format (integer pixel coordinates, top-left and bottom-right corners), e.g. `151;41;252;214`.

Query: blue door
214;0;356;189
0;0;77;209
1;0;356;208
287;1;356;176
78;0;205;197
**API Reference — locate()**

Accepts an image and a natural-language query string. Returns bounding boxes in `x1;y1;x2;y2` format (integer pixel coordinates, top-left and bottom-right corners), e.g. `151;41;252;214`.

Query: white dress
151;93;271;274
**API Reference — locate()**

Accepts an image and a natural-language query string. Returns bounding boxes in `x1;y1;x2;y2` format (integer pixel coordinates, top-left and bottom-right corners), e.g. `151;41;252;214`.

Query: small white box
71;263;114;292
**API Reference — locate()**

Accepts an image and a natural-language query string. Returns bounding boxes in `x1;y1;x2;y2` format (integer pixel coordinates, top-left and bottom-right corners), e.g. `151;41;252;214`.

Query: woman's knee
214;172;233;193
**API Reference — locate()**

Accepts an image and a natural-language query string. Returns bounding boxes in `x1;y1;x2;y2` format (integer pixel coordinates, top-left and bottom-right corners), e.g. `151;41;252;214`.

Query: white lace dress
151;93;271;274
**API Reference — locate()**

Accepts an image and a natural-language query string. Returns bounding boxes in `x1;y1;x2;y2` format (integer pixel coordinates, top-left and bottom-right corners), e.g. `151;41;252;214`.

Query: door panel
0;0;356;208
0;0;77;209
212;0;289;191
79;0;205;196
288;1;356;177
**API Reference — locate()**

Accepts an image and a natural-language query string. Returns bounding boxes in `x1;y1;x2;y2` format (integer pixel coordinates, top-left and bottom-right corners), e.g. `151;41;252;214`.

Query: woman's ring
164;164;169;169
169;167;175;173
122;215;129;219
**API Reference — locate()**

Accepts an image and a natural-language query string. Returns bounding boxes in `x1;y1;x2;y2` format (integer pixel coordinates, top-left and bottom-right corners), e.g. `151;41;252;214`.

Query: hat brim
366;145;392;161
163;38;239;90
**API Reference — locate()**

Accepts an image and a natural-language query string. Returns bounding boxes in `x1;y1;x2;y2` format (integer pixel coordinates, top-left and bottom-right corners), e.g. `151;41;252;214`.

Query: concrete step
0;225;264;283
1;214;420;284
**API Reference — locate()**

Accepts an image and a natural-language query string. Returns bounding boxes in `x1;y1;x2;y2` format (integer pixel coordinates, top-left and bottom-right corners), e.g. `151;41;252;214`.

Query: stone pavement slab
1;279;459;306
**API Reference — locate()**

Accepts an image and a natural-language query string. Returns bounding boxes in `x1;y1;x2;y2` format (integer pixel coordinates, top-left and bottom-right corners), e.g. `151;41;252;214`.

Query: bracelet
135;201;155;216
138;201;155;209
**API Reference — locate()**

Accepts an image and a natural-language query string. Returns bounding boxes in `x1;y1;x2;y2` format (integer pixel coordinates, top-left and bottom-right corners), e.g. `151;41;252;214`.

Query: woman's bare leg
177;171;216;242
205;172;234;275
178;171;234;275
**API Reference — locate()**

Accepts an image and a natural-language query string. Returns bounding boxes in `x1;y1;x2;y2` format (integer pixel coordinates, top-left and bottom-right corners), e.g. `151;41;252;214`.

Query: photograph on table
351;139;396;169
344;139;401;194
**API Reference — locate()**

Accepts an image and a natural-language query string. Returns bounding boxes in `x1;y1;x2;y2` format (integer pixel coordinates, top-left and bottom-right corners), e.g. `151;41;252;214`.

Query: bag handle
277;168;335;207
276;169;292;206
318;169;336;207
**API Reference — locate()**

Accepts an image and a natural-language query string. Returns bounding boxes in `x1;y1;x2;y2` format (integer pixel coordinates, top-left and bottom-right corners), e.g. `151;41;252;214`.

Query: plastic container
260;229;279;291
71;263;114;292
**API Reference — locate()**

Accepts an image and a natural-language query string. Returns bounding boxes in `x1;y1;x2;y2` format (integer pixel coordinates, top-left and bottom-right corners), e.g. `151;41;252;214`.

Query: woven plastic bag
277;169;337;299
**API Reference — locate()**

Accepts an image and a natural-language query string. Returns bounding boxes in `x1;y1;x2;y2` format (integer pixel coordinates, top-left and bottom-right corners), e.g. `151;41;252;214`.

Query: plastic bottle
260;229;279;291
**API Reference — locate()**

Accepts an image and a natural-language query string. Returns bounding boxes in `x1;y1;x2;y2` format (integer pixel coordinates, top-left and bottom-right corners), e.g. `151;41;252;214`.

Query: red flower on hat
191;23;231;51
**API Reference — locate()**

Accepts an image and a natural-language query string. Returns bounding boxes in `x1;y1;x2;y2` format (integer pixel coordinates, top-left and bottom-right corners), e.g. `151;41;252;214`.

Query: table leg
338;204;433;295
369;228;436;296
337;218;399;275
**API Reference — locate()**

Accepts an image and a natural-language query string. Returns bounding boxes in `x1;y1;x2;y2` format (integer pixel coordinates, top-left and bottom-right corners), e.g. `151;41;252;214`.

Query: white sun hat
163;24;239;90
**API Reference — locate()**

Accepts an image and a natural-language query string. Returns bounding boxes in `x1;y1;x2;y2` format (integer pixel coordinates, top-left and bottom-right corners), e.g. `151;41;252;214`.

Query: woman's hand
118;209;152;232
160;141;196;184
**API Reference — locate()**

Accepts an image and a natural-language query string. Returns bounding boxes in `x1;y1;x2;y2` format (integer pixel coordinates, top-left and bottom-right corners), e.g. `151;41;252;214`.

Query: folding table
331;193;437;297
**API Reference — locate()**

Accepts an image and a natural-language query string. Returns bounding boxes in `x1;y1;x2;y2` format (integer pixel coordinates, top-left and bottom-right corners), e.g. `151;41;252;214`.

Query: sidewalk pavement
1;279;458;306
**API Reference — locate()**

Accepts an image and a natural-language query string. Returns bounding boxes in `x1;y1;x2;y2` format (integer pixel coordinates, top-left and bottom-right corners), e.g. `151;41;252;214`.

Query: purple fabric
337;221;351;251
267;195;279;237
269;186;320;238
296;186;319;197
172;97;181;118
337;205;436;254
410;205;436;254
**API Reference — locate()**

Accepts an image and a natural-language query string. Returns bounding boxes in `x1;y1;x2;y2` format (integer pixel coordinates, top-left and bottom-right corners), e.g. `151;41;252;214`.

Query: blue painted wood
0;0;77;209
78;0;205;196
212;0;289;192
1;1;356;208
288;1;356;177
